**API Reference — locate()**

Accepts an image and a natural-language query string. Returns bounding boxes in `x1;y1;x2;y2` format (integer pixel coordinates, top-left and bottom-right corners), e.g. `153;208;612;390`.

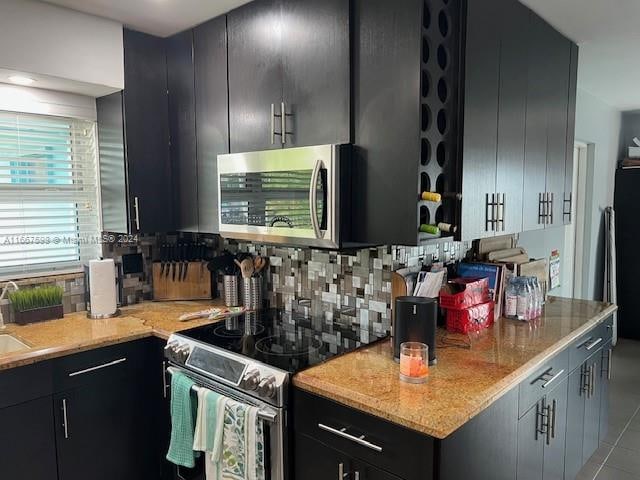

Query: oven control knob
257;376;277;399
242;370;261;390
164;342;179;361
176;345;191;363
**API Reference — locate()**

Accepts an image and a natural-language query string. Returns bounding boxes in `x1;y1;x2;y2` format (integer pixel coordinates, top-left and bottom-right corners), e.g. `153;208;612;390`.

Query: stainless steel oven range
163;309;387;480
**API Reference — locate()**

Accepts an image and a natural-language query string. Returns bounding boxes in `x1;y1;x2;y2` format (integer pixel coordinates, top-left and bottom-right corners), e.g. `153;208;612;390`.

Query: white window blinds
0;111;101;277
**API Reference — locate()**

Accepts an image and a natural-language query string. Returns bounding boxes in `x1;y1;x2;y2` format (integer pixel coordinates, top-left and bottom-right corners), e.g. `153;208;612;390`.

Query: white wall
0;83;96;121
518;88;621;300
0;0;123;93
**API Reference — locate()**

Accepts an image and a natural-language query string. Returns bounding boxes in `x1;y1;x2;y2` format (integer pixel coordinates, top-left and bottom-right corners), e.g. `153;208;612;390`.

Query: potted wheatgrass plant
9;285;64;325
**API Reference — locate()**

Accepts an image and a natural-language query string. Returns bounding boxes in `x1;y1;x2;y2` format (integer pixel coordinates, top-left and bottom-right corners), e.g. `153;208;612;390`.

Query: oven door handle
165;366;278;423
309;159;324;240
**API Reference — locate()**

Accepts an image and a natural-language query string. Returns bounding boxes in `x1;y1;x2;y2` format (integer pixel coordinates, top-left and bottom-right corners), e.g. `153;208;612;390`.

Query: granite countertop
0;299;227;371
293;297;618;440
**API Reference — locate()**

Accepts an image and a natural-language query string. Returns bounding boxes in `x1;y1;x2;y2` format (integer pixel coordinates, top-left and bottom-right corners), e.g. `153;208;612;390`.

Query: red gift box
439;277;490;309
445;301;495;334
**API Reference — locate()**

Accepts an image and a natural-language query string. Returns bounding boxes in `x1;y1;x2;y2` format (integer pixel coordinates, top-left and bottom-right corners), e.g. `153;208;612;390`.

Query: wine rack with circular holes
417;0;461;242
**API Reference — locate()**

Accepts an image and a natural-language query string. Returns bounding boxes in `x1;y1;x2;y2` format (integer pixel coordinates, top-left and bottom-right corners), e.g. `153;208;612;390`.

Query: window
0;111;101;277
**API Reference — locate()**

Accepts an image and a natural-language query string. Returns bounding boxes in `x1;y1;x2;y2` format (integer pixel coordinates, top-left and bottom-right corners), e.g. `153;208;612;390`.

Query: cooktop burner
178;309;388;373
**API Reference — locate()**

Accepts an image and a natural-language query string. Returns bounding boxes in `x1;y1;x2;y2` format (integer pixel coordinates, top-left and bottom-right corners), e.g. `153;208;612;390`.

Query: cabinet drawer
293;389;433;480
53;339;150;391
518;349;568;417
569;324;605;373
0;361;53;409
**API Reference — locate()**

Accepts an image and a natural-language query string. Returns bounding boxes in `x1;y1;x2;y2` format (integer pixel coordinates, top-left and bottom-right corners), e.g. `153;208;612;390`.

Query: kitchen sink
0;334;29;354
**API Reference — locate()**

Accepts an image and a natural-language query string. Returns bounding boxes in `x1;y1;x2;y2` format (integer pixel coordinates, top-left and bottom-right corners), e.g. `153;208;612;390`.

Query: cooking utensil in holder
242;277;263;310
223;275;240;307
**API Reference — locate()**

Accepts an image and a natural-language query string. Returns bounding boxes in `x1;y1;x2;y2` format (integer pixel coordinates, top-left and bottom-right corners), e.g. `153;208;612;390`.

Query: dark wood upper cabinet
545;27;572;229
564;43;579;225
98;29;173;234
194;16;229;234
494;0;528;236
460;0;501;241
167;29;198;233
280;0;350;147
227;0;349;153
228;0;284;153
122;29;173;233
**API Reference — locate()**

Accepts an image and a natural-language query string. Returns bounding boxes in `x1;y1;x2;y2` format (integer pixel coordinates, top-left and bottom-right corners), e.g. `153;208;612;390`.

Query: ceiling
521;0;640;111
41;0;252;37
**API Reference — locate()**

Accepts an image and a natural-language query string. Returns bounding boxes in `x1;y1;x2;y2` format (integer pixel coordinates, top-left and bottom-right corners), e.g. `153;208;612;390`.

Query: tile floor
578;338;640;479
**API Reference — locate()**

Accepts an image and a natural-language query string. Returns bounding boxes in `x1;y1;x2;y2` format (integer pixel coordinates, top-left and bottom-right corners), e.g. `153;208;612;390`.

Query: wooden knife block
152;262;212;301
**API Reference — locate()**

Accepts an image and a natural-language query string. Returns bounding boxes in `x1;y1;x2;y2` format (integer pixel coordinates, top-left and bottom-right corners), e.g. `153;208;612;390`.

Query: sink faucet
0;281;19;330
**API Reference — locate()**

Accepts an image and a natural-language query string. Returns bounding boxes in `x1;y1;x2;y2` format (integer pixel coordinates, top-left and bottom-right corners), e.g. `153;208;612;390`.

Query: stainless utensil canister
242;277;263;310
223;275;240;307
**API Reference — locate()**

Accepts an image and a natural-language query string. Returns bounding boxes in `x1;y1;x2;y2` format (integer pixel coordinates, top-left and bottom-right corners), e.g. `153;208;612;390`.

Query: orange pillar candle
399;342;429;383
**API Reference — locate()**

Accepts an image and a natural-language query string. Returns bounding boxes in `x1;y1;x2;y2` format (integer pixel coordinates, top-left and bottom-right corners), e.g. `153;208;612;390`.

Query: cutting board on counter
152;262;212;301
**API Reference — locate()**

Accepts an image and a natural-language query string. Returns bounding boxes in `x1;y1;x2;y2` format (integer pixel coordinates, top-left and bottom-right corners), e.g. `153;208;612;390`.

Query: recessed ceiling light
8;75;35;86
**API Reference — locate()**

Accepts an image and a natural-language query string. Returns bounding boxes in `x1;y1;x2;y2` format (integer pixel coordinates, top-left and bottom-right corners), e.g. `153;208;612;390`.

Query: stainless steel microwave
217;144;350;249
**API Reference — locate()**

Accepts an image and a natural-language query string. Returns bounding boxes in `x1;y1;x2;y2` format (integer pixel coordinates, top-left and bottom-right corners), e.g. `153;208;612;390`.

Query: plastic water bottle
516;278;530;321
504;278;518;319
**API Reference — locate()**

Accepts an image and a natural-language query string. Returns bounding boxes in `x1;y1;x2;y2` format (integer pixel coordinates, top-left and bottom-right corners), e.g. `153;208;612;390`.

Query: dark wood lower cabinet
53;372;155;480
295;433;401;480
0;396;58;480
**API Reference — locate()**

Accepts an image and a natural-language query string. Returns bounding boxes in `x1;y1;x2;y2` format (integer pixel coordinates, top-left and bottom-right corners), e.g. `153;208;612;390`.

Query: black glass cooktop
179;309;388;373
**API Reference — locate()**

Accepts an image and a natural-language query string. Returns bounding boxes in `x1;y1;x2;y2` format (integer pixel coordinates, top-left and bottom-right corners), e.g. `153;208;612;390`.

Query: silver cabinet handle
62;398;69;439
497;193;505;231
608;348;613;380
162;360;169;399
281;101;287;145
133;196;140;231
354;473;360;480
271;103;276;144
69;357;127;377
590;363;596;397
541;369;565;389
318;423;383;452
549;192;554;224
585;337;603;351
545;402;552;445
338;463;345;479
309;159;324;240
550;399;557;440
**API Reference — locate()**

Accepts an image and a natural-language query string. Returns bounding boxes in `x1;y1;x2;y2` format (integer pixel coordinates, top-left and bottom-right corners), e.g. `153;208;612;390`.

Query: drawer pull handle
62;398;69;439
585;337;603;351
68;357;127;377
318;423;383;452
541;369;565;389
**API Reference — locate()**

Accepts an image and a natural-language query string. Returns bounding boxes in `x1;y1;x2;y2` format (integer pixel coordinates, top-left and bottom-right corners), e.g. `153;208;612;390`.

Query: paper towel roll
88;259;118;318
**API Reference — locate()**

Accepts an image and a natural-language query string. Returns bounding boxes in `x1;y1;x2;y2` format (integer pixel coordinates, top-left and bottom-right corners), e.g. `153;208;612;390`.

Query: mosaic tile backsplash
225;240;470;335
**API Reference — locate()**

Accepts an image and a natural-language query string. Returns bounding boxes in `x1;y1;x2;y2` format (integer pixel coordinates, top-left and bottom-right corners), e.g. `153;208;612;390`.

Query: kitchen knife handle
133;196;140;231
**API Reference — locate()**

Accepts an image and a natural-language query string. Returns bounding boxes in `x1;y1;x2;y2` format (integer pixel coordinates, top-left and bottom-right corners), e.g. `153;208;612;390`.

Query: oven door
166;365;286;480
217;144;342;249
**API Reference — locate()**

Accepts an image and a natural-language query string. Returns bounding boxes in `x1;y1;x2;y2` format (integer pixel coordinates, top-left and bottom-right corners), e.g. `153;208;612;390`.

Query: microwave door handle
309;159;324;239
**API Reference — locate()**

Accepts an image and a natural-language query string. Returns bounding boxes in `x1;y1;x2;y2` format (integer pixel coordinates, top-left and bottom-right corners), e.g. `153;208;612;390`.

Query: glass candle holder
399;342;429;384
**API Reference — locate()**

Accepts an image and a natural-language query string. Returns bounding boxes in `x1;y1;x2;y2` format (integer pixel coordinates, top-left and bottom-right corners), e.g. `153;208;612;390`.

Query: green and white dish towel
166;371;197;468
193;387;266;480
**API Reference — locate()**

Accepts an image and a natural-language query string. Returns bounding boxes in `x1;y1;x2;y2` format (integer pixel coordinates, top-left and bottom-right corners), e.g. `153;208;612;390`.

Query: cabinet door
599;342;612;443
583;351;603;461
565;366;586;480
354;459;404;480
517;401;544;480
0;396;58;480
167;29;198;232
522;13;549;232
294;432;350;480
544;27;571;229
194;16;229;234
542;377;568;480
563;44;579;225
280;0;350;147
228;0;284;153
494;0;528;236
460;0;500;240
123;29;173;233
97;92;129;234
54;376;154;480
